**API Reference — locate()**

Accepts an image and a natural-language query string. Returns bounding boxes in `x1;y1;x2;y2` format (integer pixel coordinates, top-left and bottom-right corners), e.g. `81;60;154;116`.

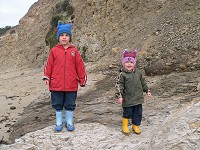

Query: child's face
59;33;70;46
124;61;135;71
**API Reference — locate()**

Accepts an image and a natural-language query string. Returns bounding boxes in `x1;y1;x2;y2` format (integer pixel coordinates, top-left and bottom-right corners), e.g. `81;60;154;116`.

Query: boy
43;21;87;132
115;49;152;134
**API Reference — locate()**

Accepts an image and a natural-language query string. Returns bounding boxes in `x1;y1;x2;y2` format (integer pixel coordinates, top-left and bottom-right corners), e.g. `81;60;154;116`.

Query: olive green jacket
115;68;149;107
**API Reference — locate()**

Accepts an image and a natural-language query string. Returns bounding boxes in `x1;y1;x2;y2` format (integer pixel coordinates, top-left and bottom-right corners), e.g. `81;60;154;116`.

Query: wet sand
0;68;47;143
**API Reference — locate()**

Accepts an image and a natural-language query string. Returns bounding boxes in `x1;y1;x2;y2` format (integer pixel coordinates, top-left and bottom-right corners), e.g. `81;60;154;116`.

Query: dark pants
123;104;142;126
51;91;77;111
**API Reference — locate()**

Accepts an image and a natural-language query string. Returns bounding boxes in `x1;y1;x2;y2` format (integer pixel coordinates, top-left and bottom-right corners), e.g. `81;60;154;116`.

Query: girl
115;50;152;134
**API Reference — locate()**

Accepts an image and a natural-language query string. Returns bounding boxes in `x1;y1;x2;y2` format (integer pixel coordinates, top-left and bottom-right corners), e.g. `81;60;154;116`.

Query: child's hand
80;83;85;87
43;80;49;85
147;91;152;97
117;97;123;104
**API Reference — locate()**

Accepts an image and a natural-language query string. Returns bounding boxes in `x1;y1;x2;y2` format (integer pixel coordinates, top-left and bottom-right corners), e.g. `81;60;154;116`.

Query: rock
1;99;200;149
10;106;16;110
0;0;199;74
145;60;172;76
197;82;200;91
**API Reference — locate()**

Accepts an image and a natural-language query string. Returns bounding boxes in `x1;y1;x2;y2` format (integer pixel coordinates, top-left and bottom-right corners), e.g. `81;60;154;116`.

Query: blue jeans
123;104;142;126
51;91;77;111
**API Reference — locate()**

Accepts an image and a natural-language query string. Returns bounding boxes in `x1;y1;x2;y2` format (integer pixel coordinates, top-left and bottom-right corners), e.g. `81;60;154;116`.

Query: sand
0;67;48;142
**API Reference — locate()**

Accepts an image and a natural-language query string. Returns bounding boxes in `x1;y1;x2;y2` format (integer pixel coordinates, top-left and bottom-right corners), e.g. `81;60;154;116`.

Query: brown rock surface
0;0;199;149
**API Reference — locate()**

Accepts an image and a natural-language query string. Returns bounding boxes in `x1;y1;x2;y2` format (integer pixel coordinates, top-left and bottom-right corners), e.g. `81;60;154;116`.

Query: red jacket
43;44;87;91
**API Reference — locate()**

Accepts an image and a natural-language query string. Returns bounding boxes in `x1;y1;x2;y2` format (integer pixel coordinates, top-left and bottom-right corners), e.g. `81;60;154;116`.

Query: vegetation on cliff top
45;0;74;49
0;26;12;36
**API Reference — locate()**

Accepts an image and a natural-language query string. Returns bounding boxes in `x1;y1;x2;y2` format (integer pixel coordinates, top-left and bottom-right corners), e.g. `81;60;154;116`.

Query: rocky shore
1;98;199;149
0;67;199;149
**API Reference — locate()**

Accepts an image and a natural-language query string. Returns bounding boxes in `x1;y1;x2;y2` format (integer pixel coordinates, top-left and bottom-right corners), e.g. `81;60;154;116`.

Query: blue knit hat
56;21;72;41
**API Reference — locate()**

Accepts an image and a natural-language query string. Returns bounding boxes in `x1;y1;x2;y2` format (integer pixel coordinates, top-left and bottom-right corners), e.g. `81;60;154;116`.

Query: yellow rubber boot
122;118;130;134
132;125;141;134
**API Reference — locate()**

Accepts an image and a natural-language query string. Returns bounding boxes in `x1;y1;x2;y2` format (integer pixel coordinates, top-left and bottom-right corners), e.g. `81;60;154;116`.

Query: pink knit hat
122;49;137;64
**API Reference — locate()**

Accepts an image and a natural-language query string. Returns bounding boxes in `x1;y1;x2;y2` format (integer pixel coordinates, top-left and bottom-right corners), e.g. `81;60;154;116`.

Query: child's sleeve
140;73;149;93
115;73;124;98
75;51;87;86
42;50;54;81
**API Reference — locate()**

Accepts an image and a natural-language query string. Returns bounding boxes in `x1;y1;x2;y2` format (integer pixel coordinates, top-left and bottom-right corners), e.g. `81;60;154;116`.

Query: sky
0;0;38;28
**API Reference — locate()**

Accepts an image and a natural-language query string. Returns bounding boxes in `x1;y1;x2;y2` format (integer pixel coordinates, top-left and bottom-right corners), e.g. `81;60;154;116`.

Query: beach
0;68;47;143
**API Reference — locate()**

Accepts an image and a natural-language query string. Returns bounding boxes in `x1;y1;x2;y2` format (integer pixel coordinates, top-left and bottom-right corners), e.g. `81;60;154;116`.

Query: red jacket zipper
64;49;67;90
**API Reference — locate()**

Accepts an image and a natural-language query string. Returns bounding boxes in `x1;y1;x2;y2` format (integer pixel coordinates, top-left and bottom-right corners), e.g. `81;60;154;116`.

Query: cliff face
71;0;200;75
0;0;199;75
0;0;57;70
